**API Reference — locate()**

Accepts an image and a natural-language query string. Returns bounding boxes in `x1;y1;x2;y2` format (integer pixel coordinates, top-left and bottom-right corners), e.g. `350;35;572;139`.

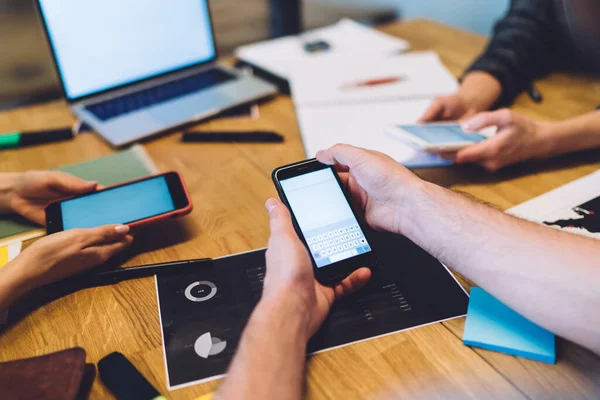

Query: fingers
47;172;97;195
437;151;458;162
316;144;367;171
455;141;496;164
333;268;372;299
83;236;133;263
455;136;507;172
265;198;296;237
418;99;444;123
78;224;131;247
462;109;516;132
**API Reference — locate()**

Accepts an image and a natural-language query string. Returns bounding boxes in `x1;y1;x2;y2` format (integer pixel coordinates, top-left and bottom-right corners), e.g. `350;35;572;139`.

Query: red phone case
45;171;193;231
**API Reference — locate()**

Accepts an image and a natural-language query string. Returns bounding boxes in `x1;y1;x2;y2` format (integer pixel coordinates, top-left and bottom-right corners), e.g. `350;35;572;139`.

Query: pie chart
194;332;227;359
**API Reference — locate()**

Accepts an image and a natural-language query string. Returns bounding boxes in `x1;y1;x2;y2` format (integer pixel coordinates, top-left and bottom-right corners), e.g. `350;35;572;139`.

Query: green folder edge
0;145;157;244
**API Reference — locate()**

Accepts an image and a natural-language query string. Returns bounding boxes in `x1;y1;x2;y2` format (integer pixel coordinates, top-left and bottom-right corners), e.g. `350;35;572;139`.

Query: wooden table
1;20;600;399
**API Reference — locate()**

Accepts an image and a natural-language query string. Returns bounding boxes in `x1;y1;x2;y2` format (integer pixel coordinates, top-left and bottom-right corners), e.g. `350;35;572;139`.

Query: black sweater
465;0;600;106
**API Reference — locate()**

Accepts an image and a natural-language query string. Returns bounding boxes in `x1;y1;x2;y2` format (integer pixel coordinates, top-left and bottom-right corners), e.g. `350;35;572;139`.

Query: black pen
47;258;214;290
527;82;543;103
182;131;284;143
88;258;213;286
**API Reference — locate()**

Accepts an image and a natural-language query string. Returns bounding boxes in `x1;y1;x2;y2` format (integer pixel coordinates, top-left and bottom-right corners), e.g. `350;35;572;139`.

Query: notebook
291;51;458;168
463;287;556;363
290;52;458;106
296;98;451;168
0;145;157;246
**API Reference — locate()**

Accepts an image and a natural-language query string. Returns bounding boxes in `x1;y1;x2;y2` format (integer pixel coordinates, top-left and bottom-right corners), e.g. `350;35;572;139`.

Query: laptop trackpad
149;91;233;126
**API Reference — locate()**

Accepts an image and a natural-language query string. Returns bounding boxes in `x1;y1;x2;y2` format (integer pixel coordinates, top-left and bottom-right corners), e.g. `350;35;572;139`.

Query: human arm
0;224;132;312
451;109;600;171
216;199;371;400
419;72;502;122
317;144;600;354
0;171;98;224
420;0;559;122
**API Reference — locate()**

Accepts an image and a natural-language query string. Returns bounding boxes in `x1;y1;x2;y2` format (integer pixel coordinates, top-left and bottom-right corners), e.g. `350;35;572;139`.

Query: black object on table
182;131;284;143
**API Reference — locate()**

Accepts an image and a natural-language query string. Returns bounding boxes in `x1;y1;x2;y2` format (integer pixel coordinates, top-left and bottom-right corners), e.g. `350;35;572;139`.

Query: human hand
262;198;371;337
3;171;98;225
1;225;133;303
451;109;552;172
316;144;422;236
419;94;479;123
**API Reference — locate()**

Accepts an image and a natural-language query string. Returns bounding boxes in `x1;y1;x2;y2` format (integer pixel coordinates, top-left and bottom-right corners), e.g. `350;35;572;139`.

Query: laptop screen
37;0;217;100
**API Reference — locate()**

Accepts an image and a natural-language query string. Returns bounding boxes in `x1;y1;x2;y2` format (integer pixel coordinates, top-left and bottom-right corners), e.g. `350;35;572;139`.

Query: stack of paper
291;51;458;167
290;52;458;106
236;19;459;168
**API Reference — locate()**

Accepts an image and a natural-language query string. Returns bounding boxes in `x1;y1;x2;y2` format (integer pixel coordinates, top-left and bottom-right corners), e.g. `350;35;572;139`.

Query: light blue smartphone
386;123;492;152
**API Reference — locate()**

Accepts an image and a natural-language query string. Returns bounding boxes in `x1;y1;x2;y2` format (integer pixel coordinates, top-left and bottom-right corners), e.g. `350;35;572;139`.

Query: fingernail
461;118;480;132
88;180;98;185
461;121;474;132
114;225;130;234
265;198;279;214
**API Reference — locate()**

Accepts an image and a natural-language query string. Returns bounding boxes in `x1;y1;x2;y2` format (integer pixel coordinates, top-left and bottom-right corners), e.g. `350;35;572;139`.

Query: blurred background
0;0;509;110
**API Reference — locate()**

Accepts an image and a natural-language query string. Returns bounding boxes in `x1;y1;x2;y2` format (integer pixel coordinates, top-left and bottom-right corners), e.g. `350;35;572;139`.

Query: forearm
542;111;600;157
465;0;557;105
0;173;19;214
401;181;600;353
457;72;502;113
216;294;310;400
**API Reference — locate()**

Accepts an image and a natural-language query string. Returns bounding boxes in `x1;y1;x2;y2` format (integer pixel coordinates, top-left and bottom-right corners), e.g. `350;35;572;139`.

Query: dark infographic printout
156;231;469;390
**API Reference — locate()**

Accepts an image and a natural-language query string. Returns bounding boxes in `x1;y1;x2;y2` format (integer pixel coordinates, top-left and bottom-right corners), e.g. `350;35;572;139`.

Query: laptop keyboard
86;68;236;121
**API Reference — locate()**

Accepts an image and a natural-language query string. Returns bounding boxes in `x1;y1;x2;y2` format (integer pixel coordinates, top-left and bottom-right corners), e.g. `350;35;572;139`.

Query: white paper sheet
507;169;600;239
234;19;409;79
290;52;459;106
296;99;450;167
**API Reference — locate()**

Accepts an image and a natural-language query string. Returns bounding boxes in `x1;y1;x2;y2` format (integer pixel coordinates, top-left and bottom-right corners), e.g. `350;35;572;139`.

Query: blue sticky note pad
463;288;556;363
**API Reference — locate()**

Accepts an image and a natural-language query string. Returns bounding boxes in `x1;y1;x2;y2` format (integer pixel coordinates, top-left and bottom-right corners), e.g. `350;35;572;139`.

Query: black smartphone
272;159;378;284
45;171;193;234
98;352;163;400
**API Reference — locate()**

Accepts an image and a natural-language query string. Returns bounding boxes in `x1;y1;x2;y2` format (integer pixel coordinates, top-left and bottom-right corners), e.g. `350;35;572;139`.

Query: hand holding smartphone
272;159;378;285
45;171;192;234
386;123;496;153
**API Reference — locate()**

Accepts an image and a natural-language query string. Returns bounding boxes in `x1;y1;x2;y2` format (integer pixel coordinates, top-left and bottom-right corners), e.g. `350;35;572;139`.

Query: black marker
0;128;75;150
41;258;213;292
182;131;284;143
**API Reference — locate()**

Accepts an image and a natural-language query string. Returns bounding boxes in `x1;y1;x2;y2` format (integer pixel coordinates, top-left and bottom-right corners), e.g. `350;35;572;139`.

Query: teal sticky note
463;287;556;363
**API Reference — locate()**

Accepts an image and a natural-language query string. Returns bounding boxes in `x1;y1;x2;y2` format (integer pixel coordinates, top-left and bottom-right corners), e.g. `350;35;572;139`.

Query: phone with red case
45;171;192;234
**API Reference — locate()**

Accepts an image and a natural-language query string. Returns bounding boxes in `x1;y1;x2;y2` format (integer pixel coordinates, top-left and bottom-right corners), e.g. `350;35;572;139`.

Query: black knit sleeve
465;0;560;106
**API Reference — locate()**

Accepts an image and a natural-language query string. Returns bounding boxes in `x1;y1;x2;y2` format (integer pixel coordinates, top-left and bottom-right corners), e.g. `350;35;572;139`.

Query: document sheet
156;231;468;390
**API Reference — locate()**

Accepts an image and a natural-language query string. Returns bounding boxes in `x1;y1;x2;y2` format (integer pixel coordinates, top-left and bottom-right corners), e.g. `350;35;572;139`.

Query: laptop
35;0;277;147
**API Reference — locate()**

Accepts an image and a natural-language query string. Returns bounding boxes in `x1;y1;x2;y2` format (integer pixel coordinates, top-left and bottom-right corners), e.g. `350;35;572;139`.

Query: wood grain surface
1;19;599;400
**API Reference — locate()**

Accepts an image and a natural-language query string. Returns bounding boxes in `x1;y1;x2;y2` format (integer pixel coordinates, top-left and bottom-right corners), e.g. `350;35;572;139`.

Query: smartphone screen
399;124;487;144
60;176;175;229
279;168;372;268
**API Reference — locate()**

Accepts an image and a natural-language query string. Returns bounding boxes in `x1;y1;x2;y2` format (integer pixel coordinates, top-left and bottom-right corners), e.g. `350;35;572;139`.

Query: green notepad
0;145;157;244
